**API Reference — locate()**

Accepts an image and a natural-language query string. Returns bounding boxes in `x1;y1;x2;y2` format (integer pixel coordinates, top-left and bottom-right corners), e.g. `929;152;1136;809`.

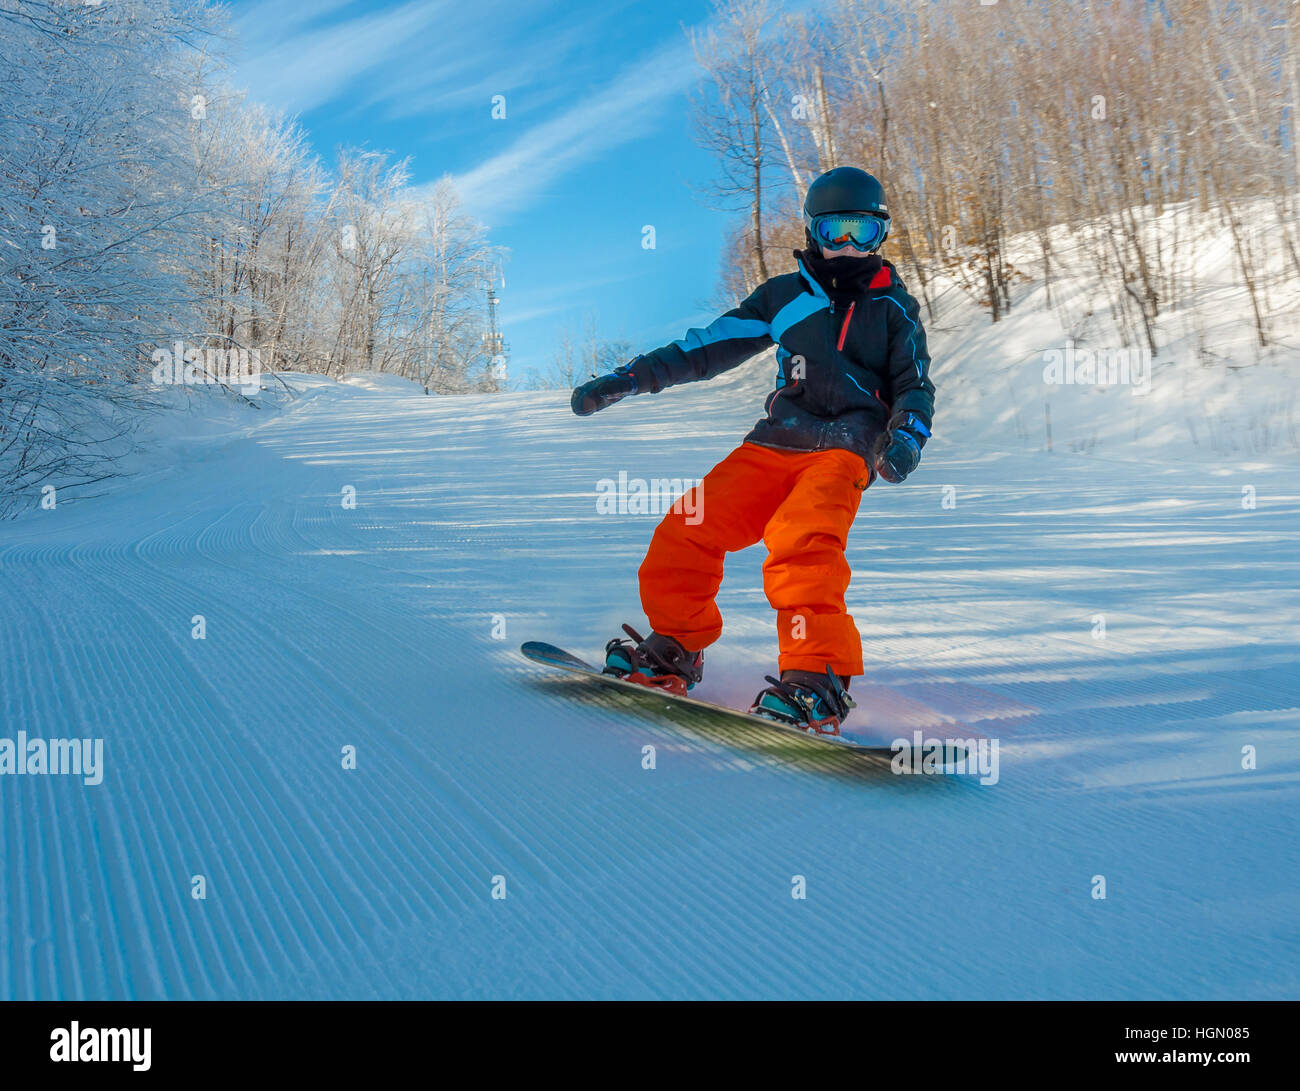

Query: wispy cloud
228;0;702;221
352;15;601;123
231;0;455;116
445;33;701;223
230;0;619;126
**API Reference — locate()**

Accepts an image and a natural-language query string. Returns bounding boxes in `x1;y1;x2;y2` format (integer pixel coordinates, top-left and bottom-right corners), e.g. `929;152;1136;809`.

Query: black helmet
803;167;890;252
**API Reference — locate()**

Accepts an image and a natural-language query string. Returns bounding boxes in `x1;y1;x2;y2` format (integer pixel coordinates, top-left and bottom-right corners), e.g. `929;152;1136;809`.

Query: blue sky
224;0;764;386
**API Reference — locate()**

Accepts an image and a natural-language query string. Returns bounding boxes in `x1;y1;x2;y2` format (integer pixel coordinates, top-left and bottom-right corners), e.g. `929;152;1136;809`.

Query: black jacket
626;250;935;462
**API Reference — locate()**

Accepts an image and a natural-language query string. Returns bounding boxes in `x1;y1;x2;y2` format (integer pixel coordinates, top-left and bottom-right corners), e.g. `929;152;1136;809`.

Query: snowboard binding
750;665;855;736
603;624;704;697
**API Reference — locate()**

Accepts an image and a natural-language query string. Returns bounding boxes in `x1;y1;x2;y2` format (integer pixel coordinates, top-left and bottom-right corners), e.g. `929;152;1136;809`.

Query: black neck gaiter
796;248;885;305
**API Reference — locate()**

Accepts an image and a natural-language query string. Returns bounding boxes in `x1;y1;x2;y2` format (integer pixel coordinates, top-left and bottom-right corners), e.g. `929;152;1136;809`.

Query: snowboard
520;640;969;762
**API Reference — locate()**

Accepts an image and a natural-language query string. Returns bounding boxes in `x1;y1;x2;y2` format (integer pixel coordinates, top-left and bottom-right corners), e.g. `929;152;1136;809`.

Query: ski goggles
808;211;890;252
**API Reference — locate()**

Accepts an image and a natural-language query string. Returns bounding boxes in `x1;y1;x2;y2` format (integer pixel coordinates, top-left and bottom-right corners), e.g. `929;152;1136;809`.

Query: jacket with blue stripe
624;251;935;463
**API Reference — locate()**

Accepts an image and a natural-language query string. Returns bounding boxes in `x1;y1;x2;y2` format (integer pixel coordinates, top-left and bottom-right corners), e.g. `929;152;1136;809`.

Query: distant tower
481;264;507;387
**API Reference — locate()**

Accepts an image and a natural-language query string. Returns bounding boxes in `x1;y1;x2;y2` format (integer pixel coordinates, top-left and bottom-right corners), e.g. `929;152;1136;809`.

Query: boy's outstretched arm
571;284;773;416
872;287;936;483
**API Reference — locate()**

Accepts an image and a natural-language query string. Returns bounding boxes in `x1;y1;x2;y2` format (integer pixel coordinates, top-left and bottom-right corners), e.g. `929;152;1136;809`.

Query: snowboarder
571;167;935;735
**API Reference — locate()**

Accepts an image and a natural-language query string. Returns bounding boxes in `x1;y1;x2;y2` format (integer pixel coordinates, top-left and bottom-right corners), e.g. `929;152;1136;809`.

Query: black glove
872;410;931;483
571;367;636;416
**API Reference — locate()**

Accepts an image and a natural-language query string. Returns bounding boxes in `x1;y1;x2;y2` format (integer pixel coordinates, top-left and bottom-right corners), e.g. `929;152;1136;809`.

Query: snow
937;203;1300;461
1;247;1298;999
337;370;435;396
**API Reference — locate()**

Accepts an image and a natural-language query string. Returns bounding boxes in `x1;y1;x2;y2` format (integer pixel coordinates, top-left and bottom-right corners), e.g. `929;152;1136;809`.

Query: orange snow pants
638;441;870;677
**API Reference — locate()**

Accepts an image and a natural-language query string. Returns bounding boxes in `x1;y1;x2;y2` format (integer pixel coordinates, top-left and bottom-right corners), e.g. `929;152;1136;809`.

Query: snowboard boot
604;624;703;696
751;665;855;735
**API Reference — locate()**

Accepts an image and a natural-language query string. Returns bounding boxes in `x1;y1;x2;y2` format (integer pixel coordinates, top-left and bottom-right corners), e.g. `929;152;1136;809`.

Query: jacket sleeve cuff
615;356;648;395
891;393;933;432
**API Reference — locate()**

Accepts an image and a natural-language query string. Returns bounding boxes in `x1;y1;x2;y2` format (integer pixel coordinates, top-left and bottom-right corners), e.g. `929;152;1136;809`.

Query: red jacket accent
837;302;856;351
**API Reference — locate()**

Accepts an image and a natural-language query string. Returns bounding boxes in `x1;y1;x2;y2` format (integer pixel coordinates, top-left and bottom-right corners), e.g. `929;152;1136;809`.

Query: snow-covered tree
0;0;505;515
0;0;223;513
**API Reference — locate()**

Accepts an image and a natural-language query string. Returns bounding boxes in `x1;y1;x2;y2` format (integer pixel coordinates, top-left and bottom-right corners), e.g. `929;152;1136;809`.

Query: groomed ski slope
3;262;1299;999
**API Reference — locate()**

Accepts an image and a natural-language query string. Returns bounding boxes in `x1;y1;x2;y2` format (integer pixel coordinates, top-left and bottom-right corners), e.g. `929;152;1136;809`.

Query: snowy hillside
926;202;1300;460
1;241;1298;1000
